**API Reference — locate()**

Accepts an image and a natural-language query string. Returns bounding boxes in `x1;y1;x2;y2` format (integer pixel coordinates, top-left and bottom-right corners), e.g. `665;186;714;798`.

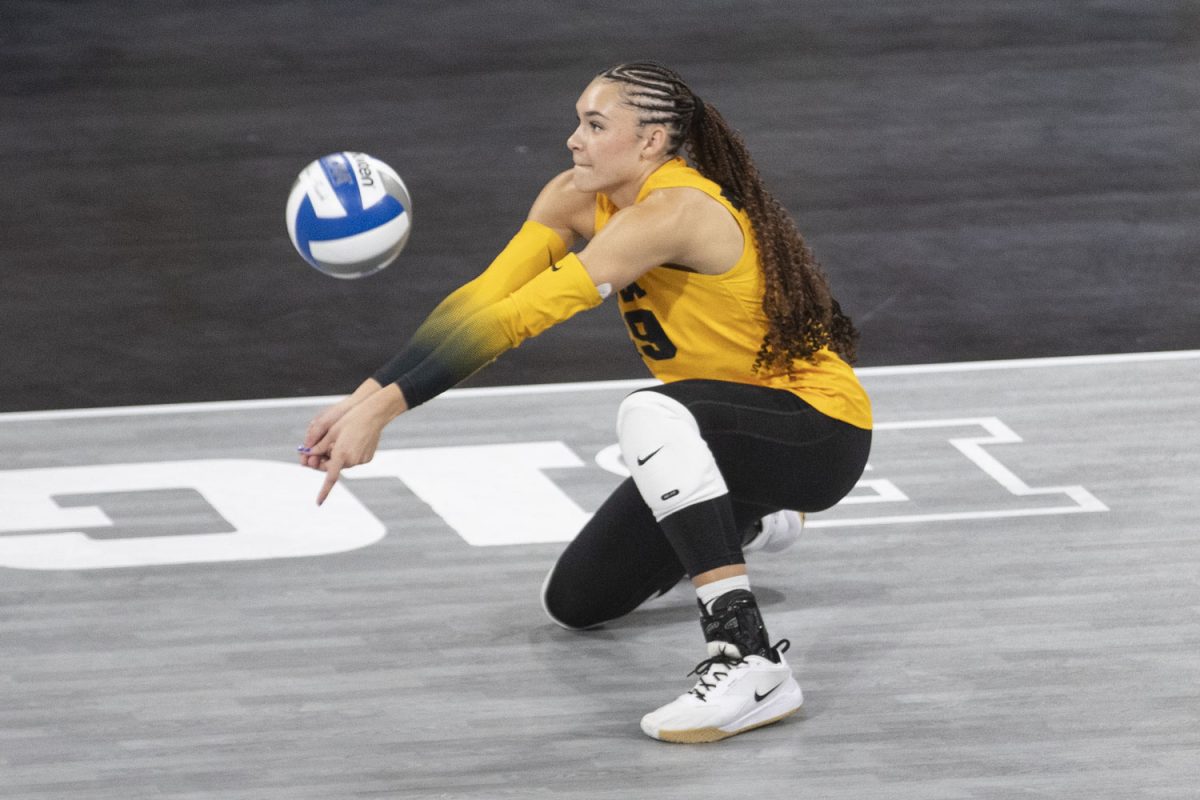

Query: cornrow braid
599;62;699;155
598;61;860;368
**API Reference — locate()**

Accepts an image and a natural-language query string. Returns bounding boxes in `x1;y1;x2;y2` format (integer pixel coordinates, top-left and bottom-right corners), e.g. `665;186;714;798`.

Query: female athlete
299;61;872;743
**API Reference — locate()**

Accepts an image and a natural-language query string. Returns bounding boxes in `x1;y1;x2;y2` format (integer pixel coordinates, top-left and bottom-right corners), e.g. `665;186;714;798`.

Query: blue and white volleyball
286;152;412;279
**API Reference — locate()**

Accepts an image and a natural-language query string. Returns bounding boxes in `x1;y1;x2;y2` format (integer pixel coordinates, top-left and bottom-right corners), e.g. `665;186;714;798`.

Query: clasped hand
298;381;405;505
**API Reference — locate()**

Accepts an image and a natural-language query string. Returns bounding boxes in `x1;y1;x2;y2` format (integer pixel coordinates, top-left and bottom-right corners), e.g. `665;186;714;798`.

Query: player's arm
305;248;607;504
366;170;594;389
301;172;598;503
305;241;608;504
573;188;703;289
393;250;604;409
301;214;569;467
388;188;705;410
528;168;597;244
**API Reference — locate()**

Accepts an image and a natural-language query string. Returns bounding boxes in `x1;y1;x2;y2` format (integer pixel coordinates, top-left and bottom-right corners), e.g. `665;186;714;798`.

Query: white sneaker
743;510;805;554
641;640;804;743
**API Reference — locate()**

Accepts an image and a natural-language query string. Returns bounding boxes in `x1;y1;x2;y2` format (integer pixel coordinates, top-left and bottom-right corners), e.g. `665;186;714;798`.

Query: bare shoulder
641;185;731;226
575;186;742;288
634;187;744;274
528;169;596;243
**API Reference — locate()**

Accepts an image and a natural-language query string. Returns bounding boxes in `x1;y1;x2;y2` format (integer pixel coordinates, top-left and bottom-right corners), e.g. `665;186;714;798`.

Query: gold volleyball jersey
597;158;872;429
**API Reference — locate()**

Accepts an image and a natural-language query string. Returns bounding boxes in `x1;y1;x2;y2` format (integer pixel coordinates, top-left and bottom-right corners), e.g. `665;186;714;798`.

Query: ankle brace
697;589;773;660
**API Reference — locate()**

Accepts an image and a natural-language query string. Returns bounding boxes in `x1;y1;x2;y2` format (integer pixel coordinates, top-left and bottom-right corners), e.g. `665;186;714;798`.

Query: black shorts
543;379;872;629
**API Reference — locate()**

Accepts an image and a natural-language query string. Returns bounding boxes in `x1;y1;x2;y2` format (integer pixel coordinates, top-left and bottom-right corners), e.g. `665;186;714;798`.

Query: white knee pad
616;391;728;521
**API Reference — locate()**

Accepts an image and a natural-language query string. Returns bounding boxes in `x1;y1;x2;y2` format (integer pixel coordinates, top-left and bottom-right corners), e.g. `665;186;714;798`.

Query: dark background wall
2;1;1197;412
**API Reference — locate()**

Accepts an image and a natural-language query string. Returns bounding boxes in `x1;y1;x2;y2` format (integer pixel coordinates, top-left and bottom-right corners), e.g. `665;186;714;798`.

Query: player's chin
571;165;597;191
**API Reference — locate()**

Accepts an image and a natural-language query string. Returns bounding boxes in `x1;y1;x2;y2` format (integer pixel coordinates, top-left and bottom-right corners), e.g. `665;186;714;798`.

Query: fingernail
297;446;311;453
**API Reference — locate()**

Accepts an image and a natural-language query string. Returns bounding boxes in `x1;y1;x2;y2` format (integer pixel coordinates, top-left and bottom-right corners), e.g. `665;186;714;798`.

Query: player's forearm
372;221;568;387
355;380;410;425
392;253;604;408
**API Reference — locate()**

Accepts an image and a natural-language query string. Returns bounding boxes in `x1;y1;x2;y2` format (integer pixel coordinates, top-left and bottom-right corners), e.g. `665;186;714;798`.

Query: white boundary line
810;416;1108;528
3;349;1197;423
854;348;1200;376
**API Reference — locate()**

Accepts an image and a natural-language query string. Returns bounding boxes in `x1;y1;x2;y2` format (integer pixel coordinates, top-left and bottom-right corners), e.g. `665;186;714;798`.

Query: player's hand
303;403;387;506
299;379;384;470
297;381;408;505
300;399;357;470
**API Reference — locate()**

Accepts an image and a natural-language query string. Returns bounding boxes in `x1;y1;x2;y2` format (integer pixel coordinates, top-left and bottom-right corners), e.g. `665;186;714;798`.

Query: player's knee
540;564;604;631
616;389;694;445
616;390;728;521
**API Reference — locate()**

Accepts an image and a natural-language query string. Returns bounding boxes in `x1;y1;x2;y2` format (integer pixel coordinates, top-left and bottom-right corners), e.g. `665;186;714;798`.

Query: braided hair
598;61;860;368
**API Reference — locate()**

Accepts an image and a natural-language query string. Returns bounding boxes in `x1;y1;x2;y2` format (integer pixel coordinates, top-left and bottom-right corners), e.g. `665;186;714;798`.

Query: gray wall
3;1;1197;411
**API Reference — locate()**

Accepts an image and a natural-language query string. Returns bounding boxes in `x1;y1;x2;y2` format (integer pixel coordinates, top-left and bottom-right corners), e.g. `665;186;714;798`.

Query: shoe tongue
707;641;743;659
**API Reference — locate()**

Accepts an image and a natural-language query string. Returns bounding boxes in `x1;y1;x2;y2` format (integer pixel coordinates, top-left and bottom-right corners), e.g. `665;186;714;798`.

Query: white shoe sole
643;680;804;743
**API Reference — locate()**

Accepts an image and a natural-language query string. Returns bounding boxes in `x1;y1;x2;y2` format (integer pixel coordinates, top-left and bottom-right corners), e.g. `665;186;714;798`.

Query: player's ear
640;124;670;159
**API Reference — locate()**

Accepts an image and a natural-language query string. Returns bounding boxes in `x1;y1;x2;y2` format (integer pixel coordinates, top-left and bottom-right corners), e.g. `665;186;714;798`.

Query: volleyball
286;152;412;279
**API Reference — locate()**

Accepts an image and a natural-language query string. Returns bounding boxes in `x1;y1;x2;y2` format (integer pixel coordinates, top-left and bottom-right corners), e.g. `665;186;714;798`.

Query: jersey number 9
623;309;677;361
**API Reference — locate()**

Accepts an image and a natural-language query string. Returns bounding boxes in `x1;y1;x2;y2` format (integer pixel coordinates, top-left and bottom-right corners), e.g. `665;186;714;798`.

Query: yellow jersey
596;158;872;430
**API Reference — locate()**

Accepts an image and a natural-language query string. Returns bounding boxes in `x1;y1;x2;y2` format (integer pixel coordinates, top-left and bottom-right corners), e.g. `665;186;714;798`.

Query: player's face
567;79;653;195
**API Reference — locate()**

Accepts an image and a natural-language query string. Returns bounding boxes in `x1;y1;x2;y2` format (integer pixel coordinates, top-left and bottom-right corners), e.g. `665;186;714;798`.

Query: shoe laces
685;638;794;701
686;652;743;702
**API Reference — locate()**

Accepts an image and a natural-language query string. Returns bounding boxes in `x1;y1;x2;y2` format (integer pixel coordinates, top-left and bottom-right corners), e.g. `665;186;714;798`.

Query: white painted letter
350;442;588;546
0;460;385;570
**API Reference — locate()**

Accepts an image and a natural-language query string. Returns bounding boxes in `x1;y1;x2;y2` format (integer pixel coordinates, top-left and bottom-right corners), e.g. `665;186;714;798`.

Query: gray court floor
1;350;1197;799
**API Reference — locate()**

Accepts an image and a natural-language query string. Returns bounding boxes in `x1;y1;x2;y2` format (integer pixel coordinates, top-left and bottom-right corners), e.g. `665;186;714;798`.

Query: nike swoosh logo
754;681;786;702
636;446;663;466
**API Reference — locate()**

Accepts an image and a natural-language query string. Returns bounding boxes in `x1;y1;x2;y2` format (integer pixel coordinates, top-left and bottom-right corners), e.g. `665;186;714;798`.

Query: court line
810;416;1108;529
2;349;1196;423
807;505;1105;529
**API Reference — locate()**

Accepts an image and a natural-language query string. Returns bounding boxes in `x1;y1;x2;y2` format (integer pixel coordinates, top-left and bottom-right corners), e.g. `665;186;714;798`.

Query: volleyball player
299;61;871;742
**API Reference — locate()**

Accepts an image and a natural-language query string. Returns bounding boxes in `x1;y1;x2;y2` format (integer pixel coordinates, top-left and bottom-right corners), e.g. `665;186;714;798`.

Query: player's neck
608;157;673;209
